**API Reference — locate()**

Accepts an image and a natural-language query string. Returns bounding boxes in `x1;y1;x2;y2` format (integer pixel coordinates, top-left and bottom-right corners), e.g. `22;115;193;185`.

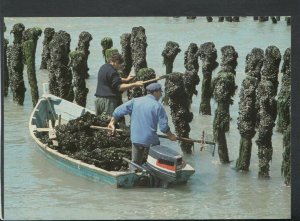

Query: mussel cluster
131;26;148;74
245;48;264;80
261;45;282;96
220;45;238;74
40;27;55;70
69;50;89;107
41;112;132;171
198;42;219;115
22;27;42;107
184;43;199;72
184;43;200;103
161;41;181;105
162;41;181;74
76;31;93;79
120;33;133;77
127;68;156;100
183;70;200;103
48;30;74;101
8;23;26;105
166;72;194;153
276;48;291;133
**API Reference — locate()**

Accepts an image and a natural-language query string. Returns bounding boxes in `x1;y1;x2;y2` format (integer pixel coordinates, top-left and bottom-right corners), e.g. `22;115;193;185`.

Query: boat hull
29;89;195;188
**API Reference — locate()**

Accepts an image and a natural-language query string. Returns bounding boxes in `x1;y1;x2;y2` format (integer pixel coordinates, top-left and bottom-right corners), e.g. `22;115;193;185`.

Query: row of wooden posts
184;16;291;25
3;22;290;185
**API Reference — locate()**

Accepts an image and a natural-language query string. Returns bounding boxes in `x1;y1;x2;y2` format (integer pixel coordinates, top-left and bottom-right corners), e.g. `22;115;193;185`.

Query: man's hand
122;75;134;83
166;131;177;141
107;117;117;136
134;81;144;87
126;75;135;81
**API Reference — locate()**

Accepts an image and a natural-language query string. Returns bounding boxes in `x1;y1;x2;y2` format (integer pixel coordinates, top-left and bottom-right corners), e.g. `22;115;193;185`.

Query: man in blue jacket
108;83;177;170
94;52;143;116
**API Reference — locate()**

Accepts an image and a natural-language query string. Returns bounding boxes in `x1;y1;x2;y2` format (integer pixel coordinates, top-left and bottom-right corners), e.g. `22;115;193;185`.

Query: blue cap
146;83;162;92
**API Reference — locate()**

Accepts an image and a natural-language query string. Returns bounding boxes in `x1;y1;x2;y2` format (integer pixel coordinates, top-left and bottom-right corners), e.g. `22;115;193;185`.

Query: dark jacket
95;63;122;97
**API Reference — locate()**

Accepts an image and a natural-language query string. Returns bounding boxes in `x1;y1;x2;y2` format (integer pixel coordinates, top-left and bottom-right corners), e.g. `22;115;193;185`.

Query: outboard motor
144;145;186;187
123;145;195;188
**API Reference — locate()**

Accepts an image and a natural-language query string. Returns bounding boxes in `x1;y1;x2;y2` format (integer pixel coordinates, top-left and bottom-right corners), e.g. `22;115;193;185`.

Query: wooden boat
29;83;195;188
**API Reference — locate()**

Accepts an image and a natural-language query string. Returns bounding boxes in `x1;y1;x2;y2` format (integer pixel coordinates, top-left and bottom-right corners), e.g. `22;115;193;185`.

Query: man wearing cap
94;51;143;116
107;82;177;170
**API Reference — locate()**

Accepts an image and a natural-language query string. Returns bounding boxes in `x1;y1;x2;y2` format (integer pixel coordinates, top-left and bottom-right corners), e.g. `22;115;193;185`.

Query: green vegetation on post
101;37;113;63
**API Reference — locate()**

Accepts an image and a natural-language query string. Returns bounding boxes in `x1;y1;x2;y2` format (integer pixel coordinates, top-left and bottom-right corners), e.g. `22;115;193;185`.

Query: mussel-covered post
184;43;200;103
212;46;238;163
276;48;291;133
225;17;233;22
127;68;156;100
161;41;181;105
198;42;219;115
131;26;148;74
101;37;113;63
22;27;42;107
206;17;213;22
167;72;194;154
271;16;277;24
76;31;93;79
255;80;277;178
281;120;291;186
40;27;55;70
9;23;26;105
259;17;269;22
4;22;9;96
255;46;280;178
285;17;291;26
232;17;240;22
69;50;89;107
48;31;74;101
120;33;133;78
235;48;264;171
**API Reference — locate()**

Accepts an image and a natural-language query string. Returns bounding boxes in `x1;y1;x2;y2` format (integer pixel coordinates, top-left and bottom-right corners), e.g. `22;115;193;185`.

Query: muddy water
3;17;290;219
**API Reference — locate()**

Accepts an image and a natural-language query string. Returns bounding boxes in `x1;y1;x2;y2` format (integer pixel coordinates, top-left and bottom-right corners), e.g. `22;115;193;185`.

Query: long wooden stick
90;125;215;145
157;134;215;145
142;76;166;84
90;125;127;133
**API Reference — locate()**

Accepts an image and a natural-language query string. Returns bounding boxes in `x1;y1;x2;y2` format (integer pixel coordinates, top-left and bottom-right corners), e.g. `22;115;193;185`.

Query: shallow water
3;17;291;220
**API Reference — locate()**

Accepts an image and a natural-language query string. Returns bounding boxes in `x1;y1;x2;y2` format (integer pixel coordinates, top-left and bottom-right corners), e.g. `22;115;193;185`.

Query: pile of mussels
40;112;133;171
